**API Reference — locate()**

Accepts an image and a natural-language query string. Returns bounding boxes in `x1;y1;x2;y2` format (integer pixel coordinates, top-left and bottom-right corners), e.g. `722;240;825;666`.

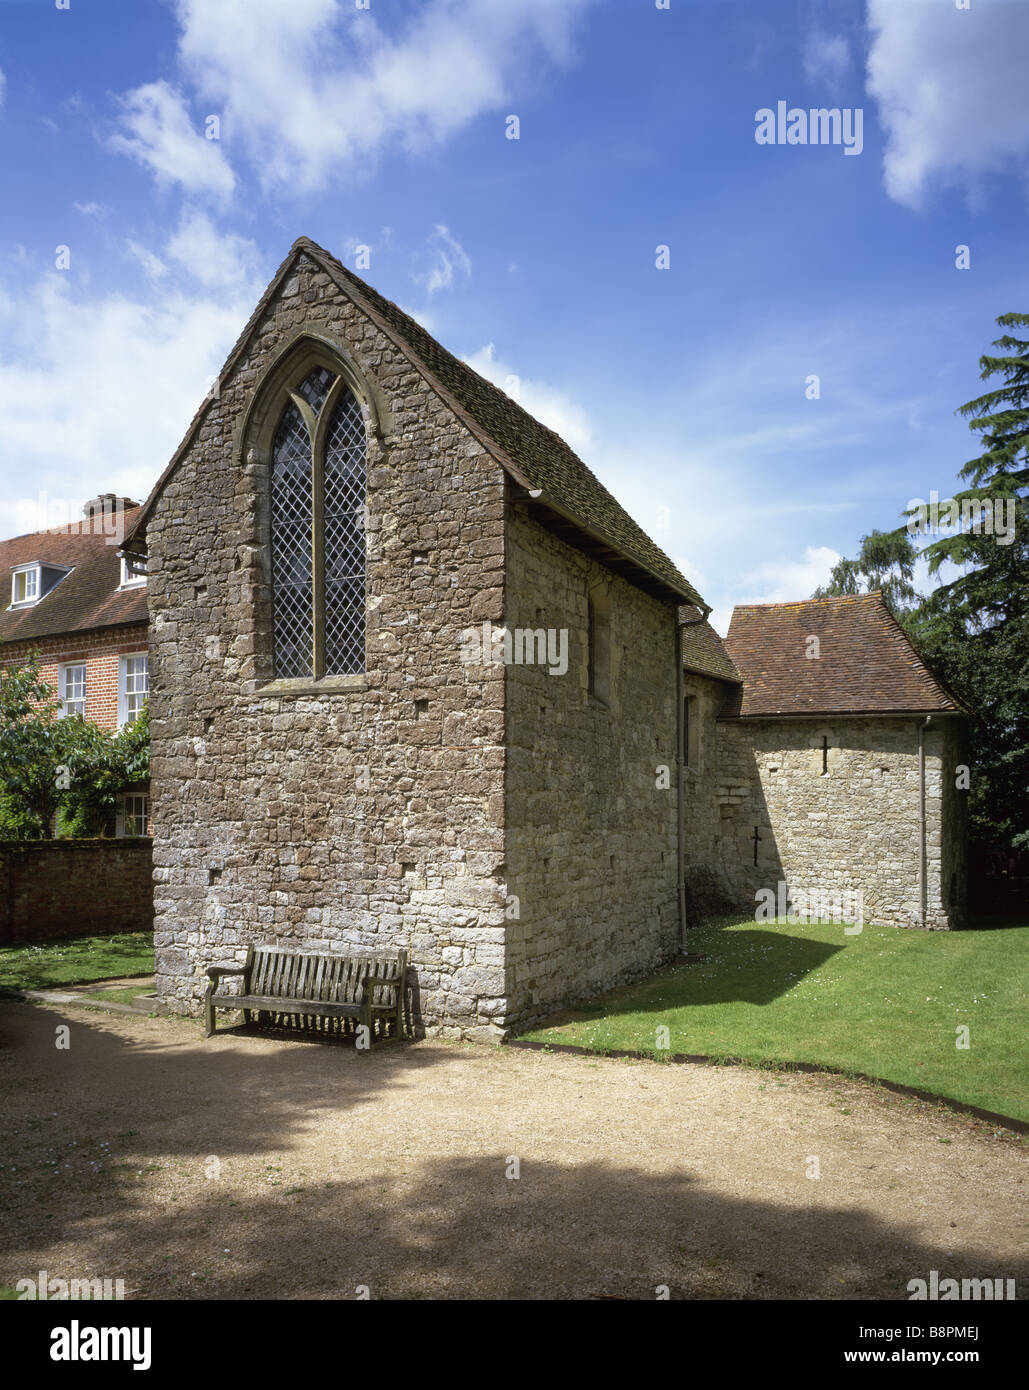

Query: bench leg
204;990;215;1039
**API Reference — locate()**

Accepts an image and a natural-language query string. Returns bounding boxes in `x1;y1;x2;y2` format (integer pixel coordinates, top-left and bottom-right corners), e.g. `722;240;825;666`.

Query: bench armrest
207;964;249;982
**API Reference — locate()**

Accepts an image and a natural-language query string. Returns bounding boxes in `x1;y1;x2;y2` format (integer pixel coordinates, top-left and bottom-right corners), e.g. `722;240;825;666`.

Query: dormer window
11;564;40;606
119;553;147;588
9;562;70;609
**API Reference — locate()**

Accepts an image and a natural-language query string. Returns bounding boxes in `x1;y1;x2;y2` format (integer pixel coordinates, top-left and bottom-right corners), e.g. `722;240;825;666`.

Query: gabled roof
679;605;742;684
720;592;968;718
127;237;703;607
0;511;146;647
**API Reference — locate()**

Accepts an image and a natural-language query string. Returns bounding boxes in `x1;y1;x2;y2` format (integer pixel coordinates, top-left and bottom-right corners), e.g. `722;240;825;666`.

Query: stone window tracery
270;366;367;678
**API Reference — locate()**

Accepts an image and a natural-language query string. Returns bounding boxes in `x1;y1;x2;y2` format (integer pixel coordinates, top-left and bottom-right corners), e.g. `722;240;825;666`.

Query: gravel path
1;999;1025;1300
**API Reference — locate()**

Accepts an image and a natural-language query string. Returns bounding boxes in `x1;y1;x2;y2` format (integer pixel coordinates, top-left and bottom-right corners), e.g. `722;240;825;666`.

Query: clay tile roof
128;236;703;608
679;605;742;684
720;592;968;718
0;509;146;647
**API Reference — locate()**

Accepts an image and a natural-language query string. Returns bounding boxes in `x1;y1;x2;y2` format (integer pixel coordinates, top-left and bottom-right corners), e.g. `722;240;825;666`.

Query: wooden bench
204;944;407;1044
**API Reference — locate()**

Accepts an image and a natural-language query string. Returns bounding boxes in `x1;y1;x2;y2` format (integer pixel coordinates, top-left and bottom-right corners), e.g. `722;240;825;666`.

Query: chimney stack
83;494;137;520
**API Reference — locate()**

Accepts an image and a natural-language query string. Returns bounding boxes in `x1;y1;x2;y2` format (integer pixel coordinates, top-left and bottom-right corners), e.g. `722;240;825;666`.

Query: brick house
682;594;969;931
0;496;151;836
125;236;708;1038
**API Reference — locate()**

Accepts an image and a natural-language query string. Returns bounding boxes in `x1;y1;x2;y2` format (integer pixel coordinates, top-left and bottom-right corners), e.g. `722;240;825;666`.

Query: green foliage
814;527;919;612
0;654;87;838
62;703;150;836
0;649;149;839
815;314;1029;851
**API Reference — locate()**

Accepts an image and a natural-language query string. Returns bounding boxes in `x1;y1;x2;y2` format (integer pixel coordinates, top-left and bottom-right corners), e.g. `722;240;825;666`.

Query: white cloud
462;342;593;454
74;201;108;218
867;0;1029;208
125;240;168;283
0;271;257;534
422;225;471;296
741;545;841;605
803;33;851;87
110;79;235;200
165;209;262;287
157;0;591;193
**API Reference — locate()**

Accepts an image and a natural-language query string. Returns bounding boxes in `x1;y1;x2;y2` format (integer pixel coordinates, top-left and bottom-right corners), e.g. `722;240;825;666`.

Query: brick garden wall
0;839;154;946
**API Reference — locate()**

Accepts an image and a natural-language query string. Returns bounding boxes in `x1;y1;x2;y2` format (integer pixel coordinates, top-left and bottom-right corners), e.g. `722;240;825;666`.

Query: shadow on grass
0;931;155;992
540;923;843;1029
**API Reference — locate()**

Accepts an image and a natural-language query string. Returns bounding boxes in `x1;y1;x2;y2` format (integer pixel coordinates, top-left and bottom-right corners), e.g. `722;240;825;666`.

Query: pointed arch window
270;366;366;678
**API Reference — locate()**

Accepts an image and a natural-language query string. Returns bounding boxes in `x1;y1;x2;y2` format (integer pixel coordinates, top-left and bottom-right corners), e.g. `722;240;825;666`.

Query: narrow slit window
587;588;611;703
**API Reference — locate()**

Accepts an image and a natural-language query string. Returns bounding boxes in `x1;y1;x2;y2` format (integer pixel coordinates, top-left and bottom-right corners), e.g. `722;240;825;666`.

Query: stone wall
0;839;153;946
680;670;738;921
503;502;681;1026
147;253;510;1037
712;715;967;930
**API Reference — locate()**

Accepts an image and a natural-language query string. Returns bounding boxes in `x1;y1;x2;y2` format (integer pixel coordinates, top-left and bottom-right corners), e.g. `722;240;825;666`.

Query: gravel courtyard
1;998;1025;1301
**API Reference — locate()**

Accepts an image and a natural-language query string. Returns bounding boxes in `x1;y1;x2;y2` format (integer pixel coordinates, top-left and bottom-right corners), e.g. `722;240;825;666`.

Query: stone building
125;237;708;1038
702;595;969;931
124;237;970;1040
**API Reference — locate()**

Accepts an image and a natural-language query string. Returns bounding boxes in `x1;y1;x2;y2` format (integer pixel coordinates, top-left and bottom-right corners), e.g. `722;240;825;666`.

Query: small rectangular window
118;793;150;838
119;654;149;727
119;554;147;588
11;566;40;605
59;663;86;719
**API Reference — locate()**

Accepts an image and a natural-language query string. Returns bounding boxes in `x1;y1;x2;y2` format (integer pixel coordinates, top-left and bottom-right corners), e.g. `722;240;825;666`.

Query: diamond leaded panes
296;366;336;414
270;399;314;678
269;369;367;680
323;387;366;674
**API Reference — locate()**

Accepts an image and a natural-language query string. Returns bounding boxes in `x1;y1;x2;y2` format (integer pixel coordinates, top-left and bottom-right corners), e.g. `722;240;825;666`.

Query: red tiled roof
0;509;147;647
720;593;968;718
679;605;741;684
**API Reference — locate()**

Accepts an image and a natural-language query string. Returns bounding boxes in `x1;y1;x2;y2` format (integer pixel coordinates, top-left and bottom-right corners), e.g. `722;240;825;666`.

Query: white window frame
116;792;150;838
119;553;147;589
118;653;149;728
59;662;87;719
11;563;41;607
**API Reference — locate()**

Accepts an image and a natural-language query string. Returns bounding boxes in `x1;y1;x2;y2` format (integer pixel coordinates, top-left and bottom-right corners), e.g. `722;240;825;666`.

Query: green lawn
0;932;154;993
83;980;156;1005
520;916;1029;1123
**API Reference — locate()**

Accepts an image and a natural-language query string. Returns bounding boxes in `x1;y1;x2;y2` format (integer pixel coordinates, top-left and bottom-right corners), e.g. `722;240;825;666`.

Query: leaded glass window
270;366;367;679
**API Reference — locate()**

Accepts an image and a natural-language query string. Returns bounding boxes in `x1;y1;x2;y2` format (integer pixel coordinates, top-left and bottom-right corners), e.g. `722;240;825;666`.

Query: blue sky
0;0;1026;631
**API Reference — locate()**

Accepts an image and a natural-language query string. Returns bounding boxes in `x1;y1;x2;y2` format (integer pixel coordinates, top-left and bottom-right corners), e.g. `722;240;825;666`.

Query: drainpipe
918;715;932;926
677;603;711;951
